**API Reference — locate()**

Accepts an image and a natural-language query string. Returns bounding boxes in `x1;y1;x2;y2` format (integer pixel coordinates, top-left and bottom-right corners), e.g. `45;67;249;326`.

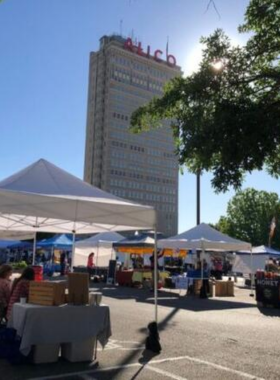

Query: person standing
60;252;66;276
0;264;13;320
87;252;95;278
87;252;95;269
150;250;164;291
7;267;35;319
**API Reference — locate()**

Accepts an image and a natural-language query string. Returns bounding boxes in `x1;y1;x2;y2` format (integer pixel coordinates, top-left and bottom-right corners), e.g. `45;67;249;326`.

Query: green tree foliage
215;188;280;248
130;0;280;192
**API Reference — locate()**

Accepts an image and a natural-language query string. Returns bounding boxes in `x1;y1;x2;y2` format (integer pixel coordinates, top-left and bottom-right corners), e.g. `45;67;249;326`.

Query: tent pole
154;226;158;323
32;232;37;265
250;247;254;297
97;241;99;267
71;231;76;272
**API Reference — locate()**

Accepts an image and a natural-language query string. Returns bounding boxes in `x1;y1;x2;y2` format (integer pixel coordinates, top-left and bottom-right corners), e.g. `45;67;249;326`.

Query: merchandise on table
29;281;66;306
68;273;89;305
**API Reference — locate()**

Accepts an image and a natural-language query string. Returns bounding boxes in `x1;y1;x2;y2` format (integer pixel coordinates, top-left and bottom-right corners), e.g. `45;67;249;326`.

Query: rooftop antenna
131;29;134;43
166;36;169;59
119;19;123;36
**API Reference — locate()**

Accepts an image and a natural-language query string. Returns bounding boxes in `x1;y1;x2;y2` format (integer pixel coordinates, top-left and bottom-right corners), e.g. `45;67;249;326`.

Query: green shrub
10;261;28;270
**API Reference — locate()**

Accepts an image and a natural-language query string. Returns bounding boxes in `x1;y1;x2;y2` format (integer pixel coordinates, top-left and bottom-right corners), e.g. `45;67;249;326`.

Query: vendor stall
114;233;187;288
255;266;280;307
158;223;251;297
75;232;124;268
8;303;111;362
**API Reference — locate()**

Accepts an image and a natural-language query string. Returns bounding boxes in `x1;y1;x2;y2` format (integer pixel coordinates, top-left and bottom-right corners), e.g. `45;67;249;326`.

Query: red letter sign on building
124;38;176;67
154;49;163;61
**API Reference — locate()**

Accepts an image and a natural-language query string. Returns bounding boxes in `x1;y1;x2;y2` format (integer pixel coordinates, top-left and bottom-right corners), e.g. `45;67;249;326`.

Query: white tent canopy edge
0;159;159;321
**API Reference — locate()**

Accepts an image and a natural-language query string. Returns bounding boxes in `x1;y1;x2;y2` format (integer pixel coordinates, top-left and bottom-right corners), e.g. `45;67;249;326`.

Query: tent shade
38;234;73;249
0;159;156;234
158;223;251;251
74;232;125;267
0;240;23;249
113;234;187;256
113;234;156;255
8;241;33;249
76;232;124;247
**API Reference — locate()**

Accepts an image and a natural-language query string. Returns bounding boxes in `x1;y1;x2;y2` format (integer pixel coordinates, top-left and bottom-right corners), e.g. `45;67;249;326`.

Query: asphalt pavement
2;284;280;380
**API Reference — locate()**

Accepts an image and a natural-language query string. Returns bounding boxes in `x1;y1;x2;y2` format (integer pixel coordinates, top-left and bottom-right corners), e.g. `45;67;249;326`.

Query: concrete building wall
84;35;181;236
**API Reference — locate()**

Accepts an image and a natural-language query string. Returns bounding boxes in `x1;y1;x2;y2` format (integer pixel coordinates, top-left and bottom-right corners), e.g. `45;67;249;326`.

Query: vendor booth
0;159;158;362
233;245;280;275
75;232;124;268
158;223;252;297
113;233;187;287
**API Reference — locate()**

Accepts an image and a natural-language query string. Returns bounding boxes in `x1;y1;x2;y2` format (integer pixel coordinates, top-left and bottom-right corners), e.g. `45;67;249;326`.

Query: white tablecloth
8;303;111;355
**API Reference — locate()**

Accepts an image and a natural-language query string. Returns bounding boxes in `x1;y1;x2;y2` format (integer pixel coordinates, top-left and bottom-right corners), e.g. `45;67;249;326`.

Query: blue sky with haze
0;0;278;233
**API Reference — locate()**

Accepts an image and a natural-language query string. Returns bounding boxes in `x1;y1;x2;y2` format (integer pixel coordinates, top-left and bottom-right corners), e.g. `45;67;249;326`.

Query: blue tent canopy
8;241;33;249
38;234;73;249
0;240;24;249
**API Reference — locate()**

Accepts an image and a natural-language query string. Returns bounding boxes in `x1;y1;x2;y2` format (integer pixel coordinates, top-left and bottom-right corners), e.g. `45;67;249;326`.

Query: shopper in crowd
87;252;95;279
150;249;164;291
60;252;66;276
0;264;13;320
87;252;95;269
7;267;35;319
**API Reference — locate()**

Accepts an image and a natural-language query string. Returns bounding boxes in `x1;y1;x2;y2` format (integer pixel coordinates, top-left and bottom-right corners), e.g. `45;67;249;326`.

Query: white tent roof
158;223;251;251
76;232;125;247
237;245;280;255
0;159;156;235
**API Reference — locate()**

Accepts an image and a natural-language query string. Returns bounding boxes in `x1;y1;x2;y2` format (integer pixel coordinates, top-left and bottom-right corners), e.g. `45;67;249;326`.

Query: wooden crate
68;273;89;305
227;281;234;296
29;281;66;306
194;279;202;295
215;280;234;297
215;281;227;296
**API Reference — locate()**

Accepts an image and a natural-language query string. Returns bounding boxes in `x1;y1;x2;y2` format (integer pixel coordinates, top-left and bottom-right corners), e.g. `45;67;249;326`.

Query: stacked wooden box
194;279;202;295
29;281;66;306
68;273;89;305
215;280;234;297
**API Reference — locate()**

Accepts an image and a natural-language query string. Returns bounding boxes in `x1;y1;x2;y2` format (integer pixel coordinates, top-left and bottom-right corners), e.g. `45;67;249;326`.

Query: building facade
84;35;181;236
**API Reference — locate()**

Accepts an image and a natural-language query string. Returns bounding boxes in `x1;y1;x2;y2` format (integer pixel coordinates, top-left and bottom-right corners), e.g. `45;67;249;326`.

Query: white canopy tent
233;245;280;274
0;159;160;320
158;223;252;252
0;159;156;235
75;232;125;267
158;223;252;293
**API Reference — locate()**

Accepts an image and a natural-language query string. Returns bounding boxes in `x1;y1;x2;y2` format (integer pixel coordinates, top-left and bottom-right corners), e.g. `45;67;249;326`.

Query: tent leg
32;232;37;265
154;227;158;323
250;248;254;297
71;231;76;272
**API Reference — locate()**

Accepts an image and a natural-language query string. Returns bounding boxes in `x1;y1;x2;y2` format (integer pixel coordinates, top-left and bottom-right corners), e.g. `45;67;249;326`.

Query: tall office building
84;35;181;236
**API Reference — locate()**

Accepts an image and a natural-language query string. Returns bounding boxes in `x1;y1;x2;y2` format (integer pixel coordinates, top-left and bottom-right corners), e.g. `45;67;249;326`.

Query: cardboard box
29;281;66;306
32;344;60;363
68;273;89;305
61;338;96;362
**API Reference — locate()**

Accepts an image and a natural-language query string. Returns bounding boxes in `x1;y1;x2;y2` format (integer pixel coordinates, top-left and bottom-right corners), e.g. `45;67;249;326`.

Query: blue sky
0;0;279;233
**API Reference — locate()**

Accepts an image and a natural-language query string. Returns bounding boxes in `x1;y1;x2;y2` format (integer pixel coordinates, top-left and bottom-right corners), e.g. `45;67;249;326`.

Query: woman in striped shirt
0;264;13;320
7;267;35;319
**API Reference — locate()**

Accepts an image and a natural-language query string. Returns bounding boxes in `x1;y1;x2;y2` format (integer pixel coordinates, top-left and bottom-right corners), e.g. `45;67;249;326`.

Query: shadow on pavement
128;349;159;380
257;305;280;317
91;283;257;313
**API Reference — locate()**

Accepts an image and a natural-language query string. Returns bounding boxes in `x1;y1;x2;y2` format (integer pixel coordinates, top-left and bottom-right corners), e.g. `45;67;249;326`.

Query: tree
215;188;280;248
130;0;280;192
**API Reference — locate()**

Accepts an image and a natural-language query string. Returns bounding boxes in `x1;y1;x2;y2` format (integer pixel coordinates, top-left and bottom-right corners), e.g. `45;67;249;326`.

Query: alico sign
124;38;177;67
